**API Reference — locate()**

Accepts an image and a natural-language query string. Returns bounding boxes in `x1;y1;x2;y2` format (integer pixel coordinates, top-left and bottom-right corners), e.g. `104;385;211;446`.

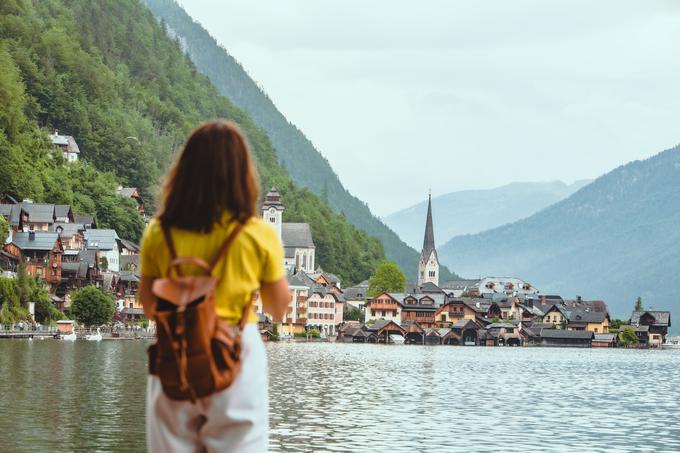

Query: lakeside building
262;187;316;274
1;195;141;324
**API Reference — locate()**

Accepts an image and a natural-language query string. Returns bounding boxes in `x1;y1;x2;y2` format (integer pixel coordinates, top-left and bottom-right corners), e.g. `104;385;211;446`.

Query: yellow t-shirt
140;214;284;325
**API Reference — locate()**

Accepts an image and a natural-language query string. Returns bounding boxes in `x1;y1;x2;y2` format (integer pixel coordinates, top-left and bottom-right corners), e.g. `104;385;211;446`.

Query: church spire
418;191;439;287
421;191;435;260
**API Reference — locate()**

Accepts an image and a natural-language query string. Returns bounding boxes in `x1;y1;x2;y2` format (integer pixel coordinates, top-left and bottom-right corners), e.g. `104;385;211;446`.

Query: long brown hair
157;120;260;232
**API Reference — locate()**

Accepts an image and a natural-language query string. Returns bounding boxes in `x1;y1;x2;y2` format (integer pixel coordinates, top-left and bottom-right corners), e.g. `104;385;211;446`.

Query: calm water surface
1;340;679;452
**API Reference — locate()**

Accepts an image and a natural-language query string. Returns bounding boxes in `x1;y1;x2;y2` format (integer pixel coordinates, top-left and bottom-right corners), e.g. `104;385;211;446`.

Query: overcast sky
179;0;680;216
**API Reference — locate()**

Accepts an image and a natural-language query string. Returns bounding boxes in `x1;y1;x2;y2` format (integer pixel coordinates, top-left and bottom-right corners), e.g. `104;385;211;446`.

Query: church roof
282;223;314;248
421;193;437;262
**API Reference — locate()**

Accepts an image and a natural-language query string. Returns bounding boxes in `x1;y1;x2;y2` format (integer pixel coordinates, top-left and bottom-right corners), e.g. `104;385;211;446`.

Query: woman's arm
260;277;290;322
139;276;157;319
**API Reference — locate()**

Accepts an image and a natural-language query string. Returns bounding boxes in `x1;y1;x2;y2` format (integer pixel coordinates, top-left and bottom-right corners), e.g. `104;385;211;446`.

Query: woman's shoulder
241;217;280;246
141;218;163;248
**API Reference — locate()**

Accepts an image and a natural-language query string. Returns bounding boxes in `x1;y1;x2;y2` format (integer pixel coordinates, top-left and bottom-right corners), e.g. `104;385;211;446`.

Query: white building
50;131;80;162
84;229;120;272
261;187;316;274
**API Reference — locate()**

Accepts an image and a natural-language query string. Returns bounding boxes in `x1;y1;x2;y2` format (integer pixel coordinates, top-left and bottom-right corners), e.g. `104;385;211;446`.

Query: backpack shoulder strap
209;222;244;272
162;226;180;273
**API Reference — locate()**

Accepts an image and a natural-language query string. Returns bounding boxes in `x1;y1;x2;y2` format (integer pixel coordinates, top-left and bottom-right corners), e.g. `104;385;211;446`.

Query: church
262;187;316;274
418;192;440;287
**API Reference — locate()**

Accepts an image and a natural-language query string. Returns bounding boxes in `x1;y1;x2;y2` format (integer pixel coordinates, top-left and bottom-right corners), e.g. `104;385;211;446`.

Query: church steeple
418;191;439;286
422;191;435;261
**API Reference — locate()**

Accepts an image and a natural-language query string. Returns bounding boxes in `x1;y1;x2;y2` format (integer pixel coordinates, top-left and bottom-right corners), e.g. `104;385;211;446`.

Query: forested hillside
141;0;458;282
385;181;590;249
0;0;384;284
440;144;680;318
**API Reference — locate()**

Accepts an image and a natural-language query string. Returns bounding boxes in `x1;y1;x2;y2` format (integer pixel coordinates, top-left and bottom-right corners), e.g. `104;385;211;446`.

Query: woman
140;120;290;452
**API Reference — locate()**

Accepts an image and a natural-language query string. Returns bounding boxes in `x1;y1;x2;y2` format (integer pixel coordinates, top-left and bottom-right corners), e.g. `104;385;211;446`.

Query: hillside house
117;187;145;217
6;232;63;287
84;229;121;272
50;131;80;162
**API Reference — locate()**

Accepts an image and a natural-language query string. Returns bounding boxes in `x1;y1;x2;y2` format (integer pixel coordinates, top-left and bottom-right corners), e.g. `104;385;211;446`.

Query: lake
1;340;679;452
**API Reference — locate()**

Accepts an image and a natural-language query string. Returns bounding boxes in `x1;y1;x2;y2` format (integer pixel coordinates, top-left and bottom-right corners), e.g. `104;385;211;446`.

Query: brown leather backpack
148;223;248;402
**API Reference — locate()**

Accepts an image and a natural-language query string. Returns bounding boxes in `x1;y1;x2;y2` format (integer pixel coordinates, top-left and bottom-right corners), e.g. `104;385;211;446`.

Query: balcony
370;302;398;311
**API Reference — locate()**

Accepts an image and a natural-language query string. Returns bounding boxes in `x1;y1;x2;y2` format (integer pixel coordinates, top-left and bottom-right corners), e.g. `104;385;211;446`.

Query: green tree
367;261;407;296
619;327;639;347
0;215;8;244
343;305;363;321
634;297;643;311
610;319;625;331
71;286;115;326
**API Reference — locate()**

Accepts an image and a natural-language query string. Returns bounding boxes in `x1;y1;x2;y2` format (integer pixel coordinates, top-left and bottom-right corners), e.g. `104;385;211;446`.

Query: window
371;310;376;317
429;271;435;277
381;310;386;317
269;217;276;223
441;314;446;321
129;302;133;309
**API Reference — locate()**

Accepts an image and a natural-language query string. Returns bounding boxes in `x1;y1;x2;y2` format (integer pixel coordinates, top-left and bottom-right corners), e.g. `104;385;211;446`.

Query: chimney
29;231;35;241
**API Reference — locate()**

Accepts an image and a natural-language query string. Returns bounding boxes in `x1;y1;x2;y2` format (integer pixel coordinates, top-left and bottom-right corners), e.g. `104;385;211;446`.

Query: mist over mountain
141;0;459;282
384;181;590;249
439;145;680;319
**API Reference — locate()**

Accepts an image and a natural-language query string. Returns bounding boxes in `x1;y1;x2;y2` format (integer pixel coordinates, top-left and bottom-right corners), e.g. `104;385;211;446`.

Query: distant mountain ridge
439;144;680;320
384;181;590;249
142;0;458;282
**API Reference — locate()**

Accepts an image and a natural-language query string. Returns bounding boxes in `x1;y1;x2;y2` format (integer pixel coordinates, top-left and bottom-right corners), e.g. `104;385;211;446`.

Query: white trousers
146;324;268;453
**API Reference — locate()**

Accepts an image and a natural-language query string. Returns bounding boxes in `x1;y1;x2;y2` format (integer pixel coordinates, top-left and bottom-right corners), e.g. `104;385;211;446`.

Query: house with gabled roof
117;187;145;217
400;294;437;328
5;232;63;287
84;229;121;272
630;310;671;347
50;130;80;162
364;291;402;324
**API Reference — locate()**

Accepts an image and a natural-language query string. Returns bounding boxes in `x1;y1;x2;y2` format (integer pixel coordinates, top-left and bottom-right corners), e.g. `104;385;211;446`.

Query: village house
57;249;100;299
117;187;145;217
54;222;85;251
364;291;402;324
116;271;144;321
50;130;80;162
5;232;63;288
84;229;121;272
434;299;479;327
306;285;344;336
628;310;671;347
276;273;310;336
343;280;368;310
400;294;437;328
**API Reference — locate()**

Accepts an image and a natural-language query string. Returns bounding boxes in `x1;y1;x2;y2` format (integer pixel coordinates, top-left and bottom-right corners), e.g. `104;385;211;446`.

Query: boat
662;337;680;349
389;334;405;344
86;327;102;342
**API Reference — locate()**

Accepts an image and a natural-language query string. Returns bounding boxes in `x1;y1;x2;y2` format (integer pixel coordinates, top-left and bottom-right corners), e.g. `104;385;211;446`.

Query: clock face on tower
269;208;276;214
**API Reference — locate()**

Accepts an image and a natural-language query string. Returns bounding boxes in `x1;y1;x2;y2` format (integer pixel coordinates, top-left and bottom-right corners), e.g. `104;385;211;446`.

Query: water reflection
268;343;680;453
1;341;679;452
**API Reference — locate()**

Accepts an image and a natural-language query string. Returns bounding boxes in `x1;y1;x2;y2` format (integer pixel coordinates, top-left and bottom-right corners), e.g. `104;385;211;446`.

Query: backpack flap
152;276;218;310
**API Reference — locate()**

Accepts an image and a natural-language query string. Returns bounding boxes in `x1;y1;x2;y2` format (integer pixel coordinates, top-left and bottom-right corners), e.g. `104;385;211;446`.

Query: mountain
0;0;384;285
384;181;590;249
439;145;680;319
141;0;459;282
